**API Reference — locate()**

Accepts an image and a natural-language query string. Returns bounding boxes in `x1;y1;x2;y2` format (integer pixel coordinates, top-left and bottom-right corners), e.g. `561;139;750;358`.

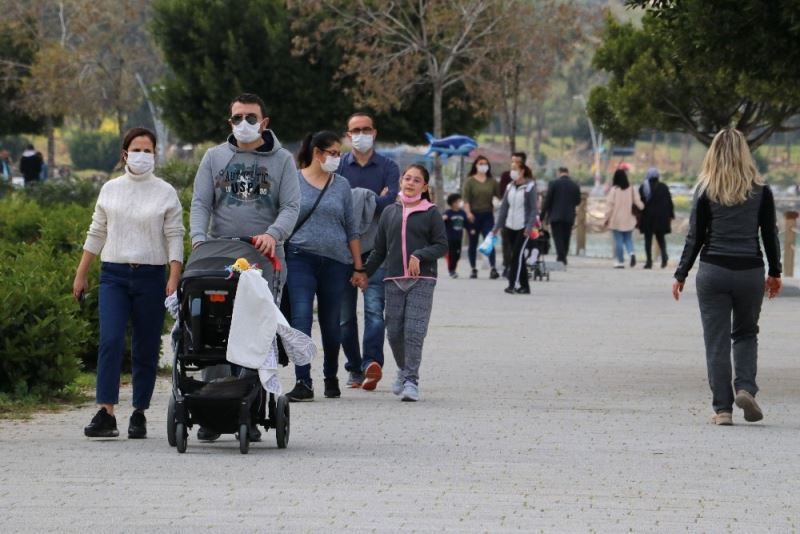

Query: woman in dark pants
462;155;500;279
672;128;782;426
639;167;674;268
283;131;365;402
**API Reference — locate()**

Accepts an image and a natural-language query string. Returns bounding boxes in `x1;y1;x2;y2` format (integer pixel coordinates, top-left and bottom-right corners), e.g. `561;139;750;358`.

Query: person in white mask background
74;127;185;440
189;92;300;442
462;155;501;279
283;131;365;402
336;112;399;392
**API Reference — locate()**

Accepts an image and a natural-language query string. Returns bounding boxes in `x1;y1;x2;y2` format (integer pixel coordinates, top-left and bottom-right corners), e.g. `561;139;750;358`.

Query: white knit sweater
83;171;185;265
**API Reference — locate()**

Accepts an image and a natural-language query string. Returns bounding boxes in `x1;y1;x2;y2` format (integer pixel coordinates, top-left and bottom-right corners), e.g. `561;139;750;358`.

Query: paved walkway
1;258;798;532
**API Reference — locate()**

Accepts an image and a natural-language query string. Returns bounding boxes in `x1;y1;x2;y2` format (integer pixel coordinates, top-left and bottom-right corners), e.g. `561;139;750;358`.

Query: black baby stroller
526;228;551;282
167;238;289;454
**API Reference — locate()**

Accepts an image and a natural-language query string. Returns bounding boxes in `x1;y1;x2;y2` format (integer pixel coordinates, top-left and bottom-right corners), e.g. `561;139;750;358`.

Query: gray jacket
351;187;378;254
189;130;300;247
494;179;538;234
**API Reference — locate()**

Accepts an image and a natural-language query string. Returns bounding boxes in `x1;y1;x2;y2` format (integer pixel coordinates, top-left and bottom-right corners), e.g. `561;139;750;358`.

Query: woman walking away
605;169;644;268
639;167;674;268
672;128;782;426
462;155;500;279
284;131;364;403
493;167;538;294
363;164;447;401
74;127;184;439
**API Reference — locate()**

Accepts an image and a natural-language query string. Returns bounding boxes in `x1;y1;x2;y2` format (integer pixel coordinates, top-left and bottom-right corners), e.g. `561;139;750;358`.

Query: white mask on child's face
510;170;520;180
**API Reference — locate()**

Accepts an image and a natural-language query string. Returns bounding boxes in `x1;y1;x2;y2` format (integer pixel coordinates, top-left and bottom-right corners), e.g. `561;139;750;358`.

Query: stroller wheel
239;423;249;454
167;395;176;447
275;395;290;449
175;423;187;453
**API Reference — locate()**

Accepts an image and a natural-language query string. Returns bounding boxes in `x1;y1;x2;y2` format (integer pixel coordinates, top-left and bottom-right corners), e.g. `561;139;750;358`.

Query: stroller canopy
184;239;266;278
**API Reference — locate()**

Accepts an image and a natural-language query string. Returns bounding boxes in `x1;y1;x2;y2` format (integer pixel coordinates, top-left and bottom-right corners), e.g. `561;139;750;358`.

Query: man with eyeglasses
337;112;399;391
189;92;300;442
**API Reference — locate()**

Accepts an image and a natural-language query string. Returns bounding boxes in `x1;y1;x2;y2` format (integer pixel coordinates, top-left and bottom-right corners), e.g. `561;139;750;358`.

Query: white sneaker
613;262;625;269
401;382;419;402
391;376;404;396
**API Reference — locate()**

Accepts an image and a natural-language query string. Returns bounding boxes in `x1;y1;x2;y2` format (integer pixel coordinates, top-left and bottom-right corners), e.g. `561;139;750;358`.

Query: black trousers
550;222;572;264
643;230;667;265
447;239;462;273
505;228;529;290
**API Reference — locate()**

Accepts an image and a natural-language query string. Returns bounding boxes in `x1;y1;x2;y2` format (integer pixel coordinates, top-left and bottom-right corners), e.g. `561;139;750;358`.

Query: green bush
24;177;102;207
157;158;198;194
0;242;88;396
0;197;45;242
67;131;120;173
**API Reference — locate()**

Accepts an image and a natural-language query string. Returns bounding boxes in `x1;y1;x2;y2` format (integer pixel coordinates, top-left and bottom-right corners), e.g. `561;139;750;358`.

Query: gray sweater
288;171;358;265
189;131;300;247
494;179;538;234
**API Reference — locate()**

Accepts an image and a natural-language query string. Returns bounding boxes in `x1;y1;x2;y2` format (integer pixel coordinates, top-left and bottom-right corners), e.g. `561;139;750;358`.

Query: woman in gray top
673;128;782;426
284;131;365;402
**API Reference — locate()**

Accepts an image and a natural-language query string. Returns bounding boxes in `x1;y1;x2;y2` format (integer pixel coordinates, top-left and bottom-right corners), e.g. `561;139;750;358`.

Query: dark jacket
364;200;448;279
542;175;581;225
674;185;781;282
494;179;538;234
638;179;674;234
19;151;43;182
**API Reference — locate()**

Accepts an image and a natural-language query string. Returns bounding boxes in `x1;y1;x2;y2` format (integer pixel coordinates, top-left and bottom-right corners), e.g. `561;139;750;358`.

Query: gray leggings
696;262;764;413
385;279;436;385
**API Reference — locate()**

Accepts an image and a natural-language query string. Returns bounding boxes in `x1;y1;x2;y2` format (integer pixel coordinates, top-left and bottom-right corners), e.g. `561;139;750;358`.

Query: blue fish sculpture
424;133;478;160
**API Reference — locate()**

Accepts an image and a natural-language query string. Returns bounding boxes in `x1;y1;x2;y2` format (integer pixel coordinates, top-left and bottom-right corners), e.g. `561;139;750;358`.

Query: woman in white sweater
73;127;184;439
605;169;644;268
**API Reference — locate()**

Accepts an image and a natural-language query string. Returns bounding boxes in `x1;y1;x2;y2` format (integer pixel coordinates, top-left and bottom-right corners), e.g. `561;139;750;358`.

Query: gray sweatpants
695;262;764;413
385;279;436;385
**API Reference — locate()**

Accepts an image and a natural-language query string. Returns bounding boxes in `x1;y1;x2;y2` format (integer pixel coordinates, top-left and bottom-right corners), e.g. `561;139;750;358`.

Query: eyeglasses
347;127;375;135
320;148;342;157
229;113;260;126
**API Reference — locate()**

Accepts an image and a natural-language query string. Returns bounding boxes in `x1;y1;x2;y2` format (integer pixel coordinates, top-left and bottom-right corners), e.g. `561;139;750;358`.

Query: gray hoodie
190;130;300;249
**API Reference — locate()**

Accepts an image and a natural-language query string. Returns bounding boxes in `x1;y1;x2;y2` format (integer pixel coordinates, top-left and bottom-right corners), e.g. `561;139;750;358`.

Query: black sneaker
84;407;119;438
324;377;341;398
504;287;516;294
197;427;221;441
630;254;637;268
470;269;478;279
286;380;314;402
489;268;500;279
514;287;531;294
128;409;147;439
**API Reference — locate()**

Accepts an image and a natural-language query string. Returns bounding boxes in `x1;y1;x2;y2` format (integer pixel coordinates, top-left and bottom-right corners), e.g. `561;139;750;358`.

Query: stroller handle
231;236;282;272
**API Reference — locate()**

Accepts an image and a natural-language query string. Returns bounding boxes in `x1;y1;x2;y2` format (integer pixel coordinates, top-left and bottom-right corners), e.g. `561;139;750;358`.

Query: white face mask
321;155;340;173
126;152;155;175
232;120;262;144
351;133;374;153
510;169;520;180
477;164;489;174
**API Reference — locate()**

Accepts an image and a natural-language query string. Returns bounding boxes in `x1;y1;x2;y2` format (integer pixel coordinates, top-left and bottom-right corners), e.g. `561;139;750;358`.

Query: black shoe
504;287;516;294
128;409;147;439
630;254;637;268
197;426;221;441
643;261;653;269
84;408;119;438
470;269;478;279
286;380;314;402
514;287;531;294
661;256;668;268
489;268;500;279
502;266;509;278
324;377;341;398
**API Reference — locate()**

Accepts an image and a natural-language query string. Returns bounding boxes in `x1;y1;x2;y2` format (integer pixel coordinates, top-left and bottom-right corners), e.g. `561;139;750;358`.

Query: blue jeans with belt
96;262;166;410
286;247;351;386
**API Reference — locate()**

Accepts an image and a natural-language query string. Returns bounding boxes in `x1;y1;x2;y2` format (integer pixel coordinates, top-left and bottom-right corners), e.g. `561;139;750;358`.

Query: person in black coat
19;145;43;184
638;167;674;268
541;167;581;265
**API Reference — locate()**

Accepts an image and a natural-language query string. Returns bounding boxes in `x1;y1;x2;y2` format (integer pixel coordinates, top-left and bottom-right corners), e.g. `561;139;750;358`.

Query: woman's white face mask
321;155;340;173
126;151;155;175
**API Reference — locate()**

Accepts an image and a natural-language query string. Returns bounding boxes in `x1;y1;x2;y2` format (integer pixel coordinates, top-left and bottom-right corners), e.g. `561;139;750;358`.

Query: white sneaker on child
391;375;404;396
401;382;419;402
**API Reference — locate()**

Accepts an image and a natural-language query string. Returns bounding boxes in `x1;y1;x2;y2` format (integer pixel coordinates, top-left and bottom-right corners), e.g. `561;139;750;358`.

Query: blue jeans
340;256;385;372
612;230;634;263
96;263;166;410
286;247;351;386
467;211;496;268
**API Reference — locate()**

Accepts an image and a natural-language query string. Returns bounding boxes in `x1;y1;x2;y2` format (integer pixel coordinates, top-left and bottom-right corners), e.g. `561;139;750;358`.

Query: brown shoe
710;412;733;425
361;362;382;391
735;390;763;422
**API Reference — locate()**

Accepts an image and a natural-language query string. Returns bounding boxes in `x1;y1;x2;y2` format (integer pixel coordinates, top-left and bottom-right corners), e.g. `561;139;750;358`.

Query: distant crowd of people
0;144;48;185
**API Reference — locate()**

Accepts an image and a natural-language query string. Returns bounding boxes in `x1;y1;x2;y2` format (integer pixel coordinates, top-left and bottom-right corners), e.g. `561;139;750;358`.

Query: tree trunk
432;82;445;207
508;65;521;154
46;115;55;178
534;102;545;163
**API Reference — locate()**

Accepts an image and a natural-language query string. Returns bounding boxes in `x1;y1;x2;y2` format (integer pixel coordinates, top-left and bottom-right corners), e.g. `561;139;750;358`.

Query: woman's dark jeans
467;211;496;268
96;262;166;410
285;246;351;386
